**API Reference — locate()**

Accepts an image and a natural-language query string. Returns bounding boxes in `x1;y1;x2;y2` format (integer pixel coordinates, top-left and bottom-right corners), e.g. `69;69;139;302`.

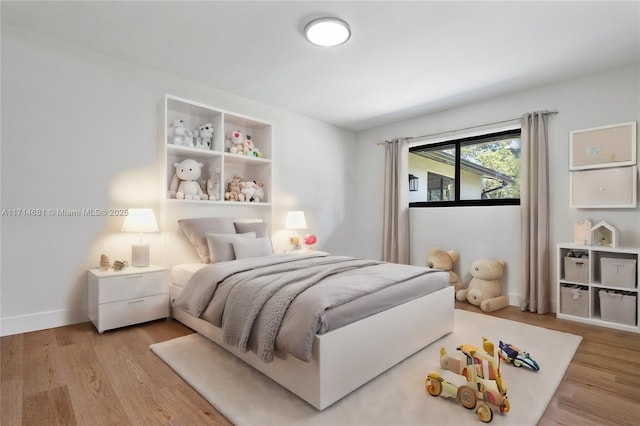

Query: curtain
520;112;551;313
382;138;410;264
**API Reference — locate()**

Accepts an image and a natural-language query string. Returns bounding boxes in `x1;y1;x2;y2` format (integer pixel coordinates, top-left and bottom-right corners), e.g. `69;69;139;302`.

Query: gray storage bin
600;257;637;288
599;290;637;325
564;256;589;283
560;285;589;317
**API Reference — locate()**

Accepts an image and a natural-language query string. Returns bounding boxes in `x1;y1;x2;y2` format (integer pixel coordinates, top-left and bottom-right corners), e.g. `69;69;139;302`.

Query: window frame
409;128;522;208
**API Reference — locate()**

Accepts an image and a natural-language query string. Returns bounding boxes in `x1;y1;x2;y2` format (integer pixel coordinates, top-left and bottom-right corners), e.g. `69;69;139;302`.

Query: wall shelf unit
163;94;272;205
557;243;639;332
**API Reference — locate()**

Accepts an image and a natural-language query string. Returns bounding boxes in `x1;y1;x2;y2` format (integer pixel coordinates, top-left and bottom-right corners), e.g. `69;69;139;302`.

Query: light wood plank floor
2;302;639;425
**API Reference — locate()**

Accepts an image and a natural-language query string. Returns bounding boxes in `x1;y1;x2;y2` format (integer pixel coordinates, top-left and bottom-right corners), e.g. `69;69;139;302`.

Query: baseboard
508;292;522;308
0;308;88;337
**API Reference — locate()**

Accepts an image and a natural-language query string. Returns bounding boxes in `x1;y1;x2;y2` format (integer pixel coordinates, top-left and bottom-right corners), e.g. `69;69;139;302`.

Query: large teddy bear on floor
456;258;509;312
168;159;206;200
426;247;461;292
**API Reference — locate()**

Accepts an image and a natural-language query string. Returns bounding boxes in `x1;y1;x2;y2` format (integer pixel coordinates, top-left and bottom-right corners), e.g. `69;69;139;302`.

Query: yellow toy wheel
458;386;477;409
425;376;442;397
476;401;493;423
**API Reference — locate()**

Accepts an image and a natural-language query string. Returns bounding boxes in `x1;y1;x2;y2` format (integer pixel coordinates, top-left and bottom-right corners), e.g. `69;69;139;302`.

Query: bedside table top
89;264;167;278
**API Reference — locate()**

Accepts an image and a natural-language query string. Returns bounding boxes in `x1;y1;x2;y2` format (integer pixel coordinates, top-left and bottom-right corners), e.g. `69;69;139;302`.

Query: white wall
351;64;640;311
0;26;356;335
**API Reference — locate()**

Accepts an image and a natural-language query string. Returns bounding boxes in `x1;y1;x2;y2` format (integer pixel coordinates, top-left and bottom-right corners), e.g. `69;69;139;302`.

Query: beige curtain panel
382;138;410;264
520;111;552;314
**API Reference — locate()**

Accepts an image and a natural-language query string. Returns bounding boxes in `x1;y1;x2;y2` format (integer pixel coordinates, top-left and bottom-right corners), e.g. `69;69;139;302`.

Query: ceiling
2;1;639;131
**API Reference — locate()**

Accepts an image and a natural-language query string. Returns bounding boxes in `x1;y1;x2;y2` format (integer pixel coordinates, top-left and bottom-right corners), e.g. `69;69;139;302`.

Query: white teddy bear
168;159;206;200
228;129;245;154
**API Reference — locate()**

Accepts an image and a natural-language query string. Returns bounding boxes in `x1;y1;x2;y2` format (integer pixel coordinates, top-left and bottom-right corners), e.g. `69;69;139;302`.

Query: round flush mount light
304;17;351;47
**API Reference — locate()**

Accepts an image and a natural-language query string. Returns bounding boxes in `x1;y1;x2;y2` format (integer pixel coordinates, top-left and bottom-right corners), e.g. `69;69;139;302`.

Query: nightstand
88;265;169;333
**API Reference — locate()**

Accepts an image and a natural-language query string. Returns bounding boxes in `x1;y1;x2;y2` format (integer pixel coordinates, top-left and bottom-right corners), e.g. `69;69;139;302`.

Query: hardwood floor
2;303;639;425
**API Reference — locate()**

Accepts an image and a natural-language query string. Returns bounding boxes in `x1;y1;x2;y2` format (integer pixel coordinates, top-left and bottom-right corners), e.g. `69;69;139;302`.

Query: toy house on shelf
591;221;618;248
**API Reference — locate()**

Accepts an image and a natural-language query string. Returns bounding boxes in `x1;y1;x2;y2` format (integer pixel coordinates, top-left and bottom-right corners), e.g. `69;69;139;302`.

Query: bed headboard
160;204;270;267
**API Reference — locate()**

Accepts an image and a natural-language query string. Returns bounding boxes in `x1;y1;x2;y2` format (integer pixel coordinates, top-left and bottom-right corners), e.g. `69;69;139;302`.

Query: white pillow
206;232;256;263
232;237;273;259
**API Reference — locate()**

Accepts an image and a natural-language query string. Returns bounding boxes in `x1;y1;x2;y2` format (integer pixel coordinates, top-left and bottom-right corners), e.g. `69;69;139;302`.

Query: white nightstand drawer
97;293;168;332
98;270;168;303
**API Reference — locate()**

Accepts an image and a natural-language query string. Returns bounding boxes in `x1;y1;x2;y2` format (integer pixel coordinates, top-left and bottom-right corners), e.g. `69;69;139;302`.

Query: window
409;129;521;207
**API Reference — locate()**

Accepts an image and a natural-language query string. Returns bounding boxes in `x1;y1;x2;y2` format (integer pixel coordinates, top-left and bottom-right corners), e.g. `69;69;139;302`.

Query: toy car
498;341;540;372
425;337;509;423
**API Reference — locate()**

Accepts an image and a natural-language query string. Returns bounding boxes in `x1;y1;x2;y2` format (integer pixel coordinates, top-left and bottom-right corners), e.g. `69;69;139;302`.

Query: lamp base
289;235;301;250
131;244;150;267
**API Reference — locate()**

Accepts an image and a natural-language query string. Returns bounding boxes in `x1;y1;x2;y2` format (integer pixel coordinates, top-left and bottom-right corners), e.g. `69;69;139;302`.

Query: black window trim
409;128;522;208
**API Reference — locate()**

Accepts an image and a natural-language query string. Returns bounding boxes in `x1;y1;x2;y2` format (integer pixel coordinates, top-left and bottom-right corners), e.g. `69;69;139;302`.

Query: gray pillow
206;232;256;263
232;237;273;259
178;217;236;263
234;221;268;238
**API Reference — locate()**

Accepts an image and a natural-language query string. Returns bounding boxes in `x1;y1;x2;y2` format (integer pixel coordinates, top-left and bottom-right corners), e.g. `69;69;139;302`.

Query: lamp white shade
304;17;351;47
121;208;158;267
285;211;307;230
121;208;159;233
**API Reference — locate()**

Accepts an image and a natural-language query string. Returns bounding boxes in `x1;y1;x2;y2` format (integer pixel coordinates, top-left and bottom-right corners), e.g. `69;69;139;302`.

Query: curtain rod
378;110;558;145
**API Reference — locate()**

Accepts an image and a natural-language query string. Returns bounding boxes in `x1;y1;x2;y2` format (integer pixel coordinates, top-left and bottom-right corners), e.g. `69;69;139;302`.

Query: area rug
150;310;581;426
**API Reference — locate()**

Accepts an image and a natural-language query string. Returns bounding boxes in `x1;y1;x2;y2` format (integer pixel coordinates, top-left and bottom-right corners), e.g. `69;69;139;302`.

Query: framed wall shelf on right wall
570;166;637;208
569;121;636;170
569;121;637;208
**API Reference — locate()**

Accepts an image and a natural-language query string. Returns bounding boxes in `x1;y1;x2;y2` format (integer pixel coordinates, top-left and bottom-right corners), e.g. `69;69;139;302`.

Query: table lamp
285;211;307;250
121;208;159;267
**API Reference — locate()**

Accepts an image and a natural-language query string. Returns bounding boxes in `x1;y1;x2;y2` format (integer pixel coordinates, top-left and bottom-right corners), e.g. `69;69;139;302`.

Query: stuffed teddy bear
426;247;461;292
228;129;245;154
168;159;206;200
224;174;244;201
194;123;214;150
456;258;509;312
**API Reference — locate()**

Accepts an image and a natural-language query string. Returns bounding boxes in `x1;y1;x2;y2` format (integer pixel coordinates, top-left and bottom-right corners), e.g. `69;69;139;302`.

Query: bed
168;217;455;410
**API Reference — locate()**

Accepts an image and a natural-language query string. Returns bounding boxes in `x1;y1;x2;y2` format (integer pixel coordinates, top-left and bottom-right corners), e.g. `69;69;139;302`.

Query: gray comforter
173;252;444;363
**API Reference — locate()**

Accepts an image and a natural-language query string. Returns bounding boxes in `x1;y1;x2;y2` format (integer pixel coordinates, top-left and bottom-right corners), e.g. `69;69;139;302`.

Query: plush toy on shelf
240;180;256;202
456;258;509;312
194;123;214;150
168;119;194;147
205;168;221;201
168;158;206;200
239;180;265;202
227;129;245;154
224;174;244;201
426;247;461;292
168;119;185;144
251;181;265;202
242;136;254;155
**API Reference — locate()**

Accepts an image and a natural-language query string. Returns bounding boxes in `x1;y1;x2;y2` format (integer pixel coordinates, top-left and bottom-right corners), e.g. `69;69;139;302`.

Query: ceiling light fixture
304;17;351;47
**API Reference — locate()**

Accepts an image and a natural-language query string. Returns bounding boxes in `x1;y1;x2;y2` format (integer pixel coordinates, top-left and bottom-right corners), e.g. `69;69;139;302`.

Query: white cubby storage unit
163;94;272;205
557;243;639;332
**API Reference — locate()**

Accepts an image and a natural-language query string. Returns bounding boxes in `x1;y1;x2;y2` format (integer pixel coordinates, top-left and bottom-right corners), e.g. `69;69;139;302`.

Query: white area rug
150;310;581;426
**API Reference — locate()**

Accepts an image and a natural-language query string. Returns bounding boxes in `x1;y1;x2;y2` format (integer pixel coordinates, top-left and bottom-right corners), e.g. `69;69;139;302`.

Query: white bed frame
170;284;454;410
